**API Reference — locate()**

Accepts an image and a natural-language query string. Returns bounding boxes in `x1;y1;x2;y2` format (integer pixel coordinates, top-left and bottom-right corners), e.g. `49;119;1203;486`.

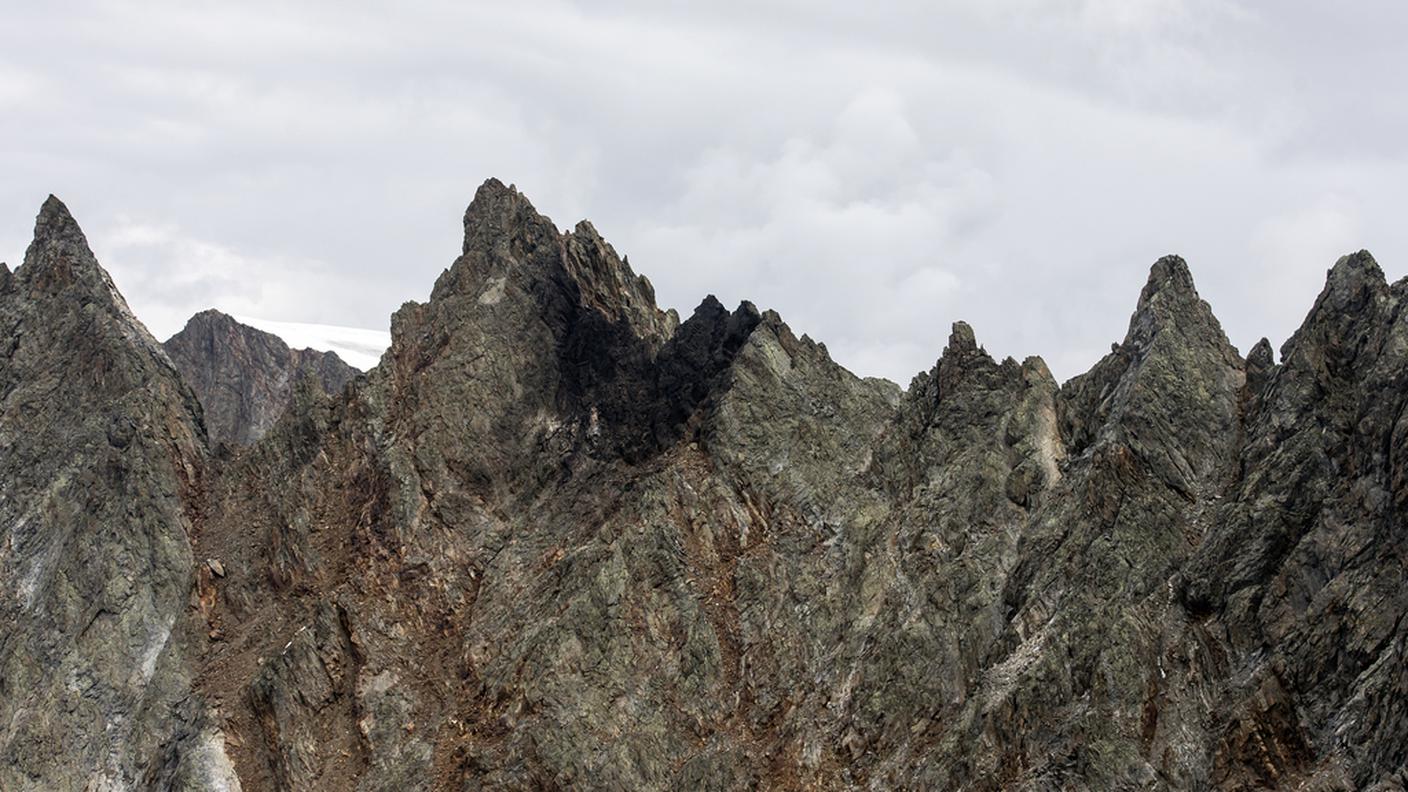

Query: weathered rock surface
3;183;1407;790
164;309;358;446
0;198;238;791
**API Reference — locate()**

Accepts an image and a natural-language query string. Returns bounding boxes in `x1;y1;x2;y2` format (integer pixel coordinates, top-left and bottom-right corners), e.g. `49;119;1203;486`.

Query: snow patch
233;315;390;371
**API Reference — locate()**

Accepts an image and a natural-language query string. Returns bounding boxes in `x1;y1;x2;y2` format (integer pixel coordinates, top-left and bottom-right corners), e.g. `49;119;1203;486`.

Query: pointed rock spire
1059;255;1243;496
1325;249;1384;293
1245;337;1275;393
563;218;675;343
1277;250;1389;385
934;320;996;396
1122;255;1218;353
431;179;673;342
948;320;978;353
1139;254;1197;302
0;197;210;792
428;179;560;303
16;195;129;313
1118;254;1238;362
1247;337;1274;369
460;178;558;258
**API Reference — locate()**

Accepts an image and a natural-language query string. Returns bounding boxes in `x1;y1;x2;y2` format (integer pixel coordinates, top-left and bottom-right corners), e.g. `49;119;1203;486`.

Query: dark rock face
164;309;358;446
4;184;1408;791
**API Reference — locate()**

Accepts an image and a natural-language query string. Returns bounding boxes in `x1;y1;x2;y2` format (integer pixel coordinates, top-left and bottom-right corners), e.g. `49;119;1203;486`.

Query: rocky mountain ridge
0;182;1405;790
164;309;358;447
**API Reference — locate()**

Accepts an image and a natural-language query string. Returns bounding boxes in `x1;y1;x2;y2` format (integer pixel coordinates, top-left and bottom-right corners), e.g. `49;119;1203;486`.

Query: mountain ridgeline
1;182;1405;791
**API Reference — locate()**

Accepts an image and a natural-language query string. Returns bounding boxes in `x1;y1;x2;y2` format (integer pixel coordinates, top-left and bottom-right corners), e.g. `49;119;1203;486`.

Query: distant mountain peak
164;310;358;445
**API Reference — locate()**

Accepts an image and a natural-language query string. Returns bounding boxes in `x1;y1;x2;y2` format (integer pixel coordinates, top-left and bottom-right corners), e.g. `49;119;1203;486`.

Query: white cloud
0;66;40;109
97;218;393;346
1243;195;1364;348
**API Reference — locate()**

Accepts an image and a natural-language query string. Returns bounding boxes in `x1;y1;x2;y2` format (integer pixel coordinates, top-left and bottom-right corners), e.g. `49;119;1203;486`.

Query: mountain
2;181;1405;791
164;309;359;446
0;197;238;790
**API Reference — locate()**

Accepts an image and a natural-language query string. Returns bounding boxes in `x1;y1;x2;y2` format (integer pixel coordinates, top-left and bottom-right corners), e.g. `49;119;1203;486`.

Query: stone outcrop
3;183;1407;790
164;309;358;446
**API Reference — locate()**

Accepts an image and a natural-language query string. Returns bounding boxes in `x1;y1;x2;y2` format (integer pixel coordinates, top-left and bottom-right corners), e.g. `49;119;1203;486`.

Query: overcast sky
3;1;1406;382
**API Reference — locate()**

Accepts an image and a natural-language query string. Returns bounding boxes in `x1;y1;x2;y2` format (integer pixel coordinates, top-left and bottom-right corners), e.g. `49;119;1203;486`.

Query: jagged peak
1138;254;1197;306
1302;250;1387;325
15;195;137;318
571;218;604;241
1020;355;1056;385
1325;249;1383;290
1125;255;1203;339
167;310;357;372
1120;254;1232;360
460;177;557;258
683;293;758;321
32;195;89;258
1057;256;1243;483
1276;249;1391;376
936;320;990;371
690;296;761;341
663;296;764;370
947;320;978;353
1244;336;1277;399
917;319;1009;402
1115;256;1234;362
563;223;675;343
168;308;268;347
425;179;682;352
38;193;76;228
565;218;647;292
695;293;727;316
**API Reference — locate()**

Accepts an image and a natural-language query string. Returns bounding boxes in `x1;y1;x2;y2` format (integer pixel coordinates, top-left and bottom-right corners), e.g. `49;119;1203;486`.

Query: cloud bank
3;1;1406;382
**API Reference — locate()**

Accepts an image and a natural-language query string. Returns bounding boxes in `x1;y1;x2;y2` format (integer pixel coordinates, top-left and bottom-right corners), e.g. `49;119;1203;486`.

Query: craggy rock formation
164;309;358;446
0;198;239;791
2;181;1407;790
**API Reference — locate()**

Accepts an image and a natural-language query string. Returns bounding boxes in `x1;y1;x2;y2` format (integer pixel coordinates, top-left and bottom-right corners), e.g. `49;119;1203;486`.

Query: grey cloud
2;0;1406;383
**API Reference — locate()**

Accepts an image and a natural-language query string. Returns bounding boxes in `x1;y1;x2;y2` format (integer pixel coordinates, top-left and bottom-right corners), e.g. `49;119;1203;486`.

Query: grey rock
164;309;358;446
0;197;236;791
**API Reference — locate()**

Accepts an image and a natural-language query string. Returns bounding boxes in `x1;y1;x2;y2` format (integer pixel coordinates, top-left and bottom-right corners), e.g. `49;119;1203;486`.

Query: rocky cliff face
2;182;1406;790
0;198;239;791
164;310;358;447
